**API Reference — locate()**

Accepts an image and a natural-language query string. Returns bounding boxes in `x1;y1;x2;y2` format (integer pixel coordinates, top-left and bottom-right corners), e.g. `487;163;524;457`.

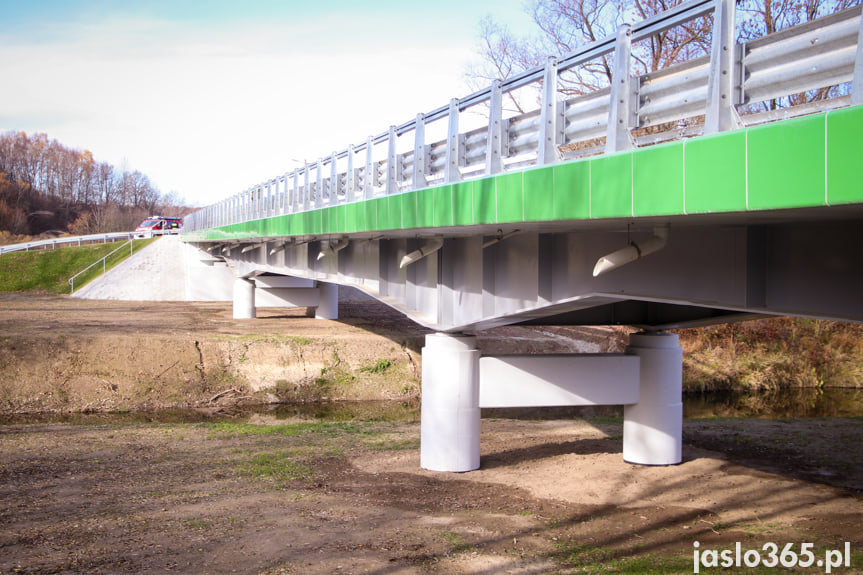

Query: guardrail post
315;159;324;208
330;152;339;204
302;163;311;211
538;56;562;165
346;144;356;202
607;24;635;153
853;7;863;106
705;0;743;133
364;136;374;199
486;80;504;175
266;180;272;217
413;113;428;190
386;125;398;195
291;170;300;213
279;174;286;214
445;98;462;183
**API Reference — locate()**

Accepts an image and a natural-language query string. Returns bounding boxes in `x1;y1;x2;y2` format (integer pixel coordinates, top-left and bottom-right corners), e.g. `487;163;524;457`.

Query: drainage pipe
399;237;444;269
592;226;669;277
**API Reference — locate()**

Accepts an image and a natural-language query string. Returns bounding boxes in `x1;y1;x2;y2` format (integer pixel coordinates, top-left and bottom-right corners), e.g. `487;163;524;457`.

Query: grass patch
441;530;474;554
182;518;212;530
0;238;156;293
239;450;314;487
363;435;420;451
199;421;371;438
360;359;392;374
551;542;692;574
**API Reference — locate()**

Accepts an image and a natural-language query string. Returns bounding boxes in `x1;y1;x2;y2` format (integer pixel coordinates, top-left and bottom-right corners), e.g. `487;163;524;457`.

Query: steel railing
0;232;134;255
67;239;140;293
183;0;862;233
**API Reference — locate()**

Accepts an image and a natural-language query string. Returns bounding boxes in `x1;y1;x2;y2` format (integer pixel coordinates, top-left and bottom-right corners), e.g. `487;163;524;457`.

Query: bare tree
469;0;858;107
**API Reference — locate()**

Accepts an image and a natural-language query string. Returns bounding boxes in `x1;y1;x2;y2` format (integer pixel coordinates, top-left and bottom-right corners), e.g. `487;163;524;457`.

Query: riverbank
2;294;862;415
0;293;626;414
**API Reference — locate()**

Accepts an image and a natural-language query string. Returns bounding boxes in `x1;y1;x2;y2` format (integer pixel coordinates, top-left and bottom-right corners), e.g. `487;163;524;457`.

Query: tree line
0;131;191;241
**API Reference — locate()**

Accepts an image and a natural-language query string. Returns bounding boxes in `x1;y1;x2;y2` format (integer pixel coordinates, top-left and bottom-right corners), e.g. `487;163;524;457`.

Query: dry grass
678;317;863;391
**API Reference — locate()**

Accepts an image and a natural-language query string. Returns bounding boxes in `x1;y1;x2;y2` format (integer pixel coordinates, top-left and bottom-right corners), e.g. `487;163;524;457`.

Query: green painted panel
308;210;322;235
294;213;306;235
416;188;435;227
370;198;388;231
375;197;388;230
355;199;368;231
334;205;346;234
433;185;454;227
384;195;403;230
452;181;473;226
473;177;496;224
633;142;684;216
684;129;747;213
402;191;418;229
496;172;524;223
320;207;331;234
747;113;826;210
553;160;590;220
523;166;554;221
590;153;632;218
345;203;358;233
827;105;863;204
314;209;323;235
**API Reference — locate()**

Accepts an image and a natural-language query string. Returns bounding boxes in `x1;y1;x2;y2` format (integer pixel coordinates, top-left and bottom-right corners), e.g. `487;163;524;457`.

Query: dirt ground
0;294;861;574
1;415;861;574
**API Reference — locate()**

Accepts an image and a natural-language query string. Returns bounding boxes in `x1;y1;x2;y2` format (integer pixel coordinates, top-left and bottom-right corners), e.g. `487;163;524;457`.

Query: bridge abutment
419;331;684;472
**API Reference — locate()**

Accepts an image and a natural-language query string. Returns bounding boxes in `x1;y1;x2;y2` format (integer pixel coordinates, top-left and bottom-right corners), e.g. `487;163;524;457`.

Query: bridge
180;0;863;472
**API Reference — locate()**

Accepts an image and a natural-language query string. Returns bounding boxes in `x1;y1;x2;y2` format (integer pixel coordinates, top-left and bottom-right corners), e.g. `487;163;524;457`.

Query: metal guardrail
183;0;863;233
0;232;134;255
68;240;137;293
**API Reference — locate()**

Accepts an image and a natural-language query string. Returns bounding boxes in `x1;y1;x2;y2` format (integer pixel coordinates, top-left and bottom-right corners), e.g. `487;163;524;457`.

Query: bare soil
0;294;861;574
0;293;626;414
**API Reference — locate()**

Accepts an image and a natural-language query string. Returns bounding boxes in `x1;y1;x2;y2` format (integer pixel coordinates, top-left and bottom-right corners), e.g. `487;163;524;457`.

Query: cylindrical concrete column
315;281;339;320
420;333;481;472
233;277;256;319
623;332;683;465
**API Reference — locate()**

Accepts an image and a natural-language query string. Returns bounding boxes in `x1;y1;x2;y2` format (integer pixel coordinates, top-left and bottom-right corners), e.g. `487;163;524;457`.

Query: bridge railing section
183;0;862;233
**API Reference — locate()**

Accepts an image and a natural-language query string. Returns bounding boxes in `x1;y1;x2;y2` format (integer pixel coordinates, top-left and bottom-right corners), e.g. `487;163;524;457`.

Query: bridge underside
189;210;863;332
182;106;863;471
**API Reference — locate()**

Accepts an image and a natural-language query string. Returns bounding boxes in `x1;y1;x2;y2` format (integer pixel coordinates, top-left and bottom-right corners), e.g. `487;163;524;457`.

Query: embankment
2;294;861;414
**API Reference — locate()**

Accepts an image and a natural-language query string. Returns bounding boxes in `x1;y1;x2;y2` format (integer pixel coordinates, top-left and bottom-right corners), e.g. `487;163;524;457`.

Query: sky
0;0;534;207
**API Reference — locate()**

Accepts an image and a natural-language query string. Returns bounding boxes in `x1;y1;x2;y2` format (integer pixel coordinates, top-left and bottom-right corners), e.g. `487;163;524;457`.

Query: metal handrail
182;0;862;234
68;239;136;294
0;232;133;255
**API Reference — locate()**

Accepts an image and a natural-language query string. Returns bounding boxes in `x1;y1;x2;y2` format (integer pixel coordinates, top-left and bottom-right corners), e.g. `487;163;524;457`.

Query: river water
1;388;861;426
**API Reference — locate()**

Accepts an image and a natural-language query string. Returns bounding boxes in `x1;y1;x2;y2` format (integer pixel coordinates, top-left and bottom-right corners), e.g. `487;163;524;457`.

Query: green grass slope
0;238;156;294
